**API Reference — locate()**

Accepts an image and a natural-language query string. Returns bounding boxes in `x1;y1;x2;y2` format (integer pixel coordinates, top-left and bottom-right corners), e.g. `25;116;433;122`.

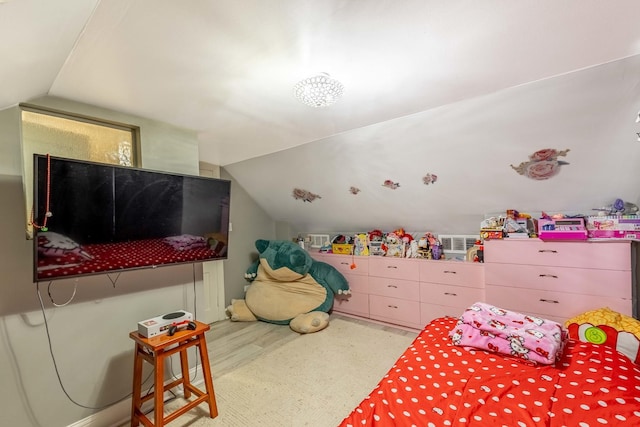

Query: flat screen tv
32;154;231;282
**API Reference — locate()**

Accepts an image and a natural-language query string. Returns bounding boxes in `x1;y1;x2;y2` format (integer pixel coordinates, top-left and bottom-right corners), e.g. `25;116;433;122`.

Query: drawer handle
539;298;559;304
443;270;457;274
387;305;398;309
538;274;558;279
387;265;398;269
538;249;558;253
444;292;458;296
387;284;398;288
340;262;350;265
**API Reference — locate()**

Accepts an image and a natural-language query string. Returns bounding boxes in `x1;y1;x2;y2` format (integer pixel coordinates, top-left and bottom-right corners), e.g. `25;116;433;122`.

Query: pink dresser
484;239;638;324
312;252;485;330
368;256;422;329
313;253;370;318
419;260;485;324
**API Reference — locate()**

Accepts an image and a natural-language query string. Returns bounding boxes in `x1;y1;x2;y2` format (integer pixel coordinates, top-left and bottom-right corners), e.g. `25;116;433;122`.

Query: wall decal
422;173;438;185
349;186;360;195
511;148;570;180
292;188;322;202
382;179;400;189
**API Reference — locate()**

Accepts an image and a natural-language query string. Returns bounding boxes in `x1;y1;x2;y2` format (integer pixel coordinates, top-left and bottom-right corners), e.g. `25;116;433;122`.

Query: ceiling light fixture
293;73;344;107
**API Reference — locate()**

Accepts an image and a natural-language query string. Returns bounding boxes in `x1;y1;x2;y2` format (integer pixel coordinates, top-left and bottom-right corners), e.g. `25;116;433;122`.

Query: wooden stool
130;320;218;426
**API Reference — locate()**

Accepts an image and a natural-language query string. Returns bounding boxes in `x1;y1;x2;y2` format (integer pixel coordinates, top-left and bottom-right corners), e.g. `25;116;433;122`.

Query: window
21;104;140;237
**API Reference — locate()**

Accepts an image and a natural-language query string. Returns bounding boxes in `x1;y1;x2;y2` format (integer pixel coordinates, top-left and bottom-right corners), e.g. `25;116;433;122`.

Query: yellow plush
289;311;330;334
226;299;258;322
226;300;330;333
565;307;640;364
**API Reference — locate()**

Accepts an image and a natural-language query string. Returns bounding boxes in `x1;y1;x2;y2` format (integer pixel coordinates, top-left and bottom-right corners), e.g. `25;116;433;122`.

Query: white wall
224;56;640;236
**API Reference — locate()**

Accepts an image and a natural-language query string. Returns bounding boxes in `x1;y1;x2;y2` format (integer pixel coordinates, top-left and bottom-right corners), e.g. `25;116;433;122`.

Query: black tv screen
32;154;230;282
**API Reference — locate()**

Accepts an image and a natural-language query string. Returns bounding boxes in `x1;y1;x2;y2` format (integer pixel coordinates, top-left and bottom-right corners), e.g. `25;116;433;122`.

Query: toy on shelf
353;233;369;256
538;212;588;241
416;232;438;259
368;229;385;256
331;234;353;255
466;240;484;263
480;217;505;240
382;231;404;257
587;215;640;239
431;242;442;260
592;198;639;216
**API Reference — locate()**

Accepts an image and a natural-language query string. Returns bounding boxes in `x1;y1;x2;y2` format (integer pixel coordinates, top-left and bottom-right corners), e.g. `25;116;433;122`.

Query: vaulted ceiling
3;1;640;235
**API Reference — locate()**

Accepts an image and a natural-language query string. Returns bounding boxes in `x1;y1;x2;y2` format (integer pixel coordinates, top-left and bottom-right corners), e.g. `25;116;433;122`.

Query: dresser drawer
333;292;369;317
485;285;632;320
419;261;484;287
420;282;484;307
342;273;369;294
484;239;631;270
369;257;420;281
369;295;421;328
485;263;631;299
420;303;465;325
369;276;420;301
313;253;369;276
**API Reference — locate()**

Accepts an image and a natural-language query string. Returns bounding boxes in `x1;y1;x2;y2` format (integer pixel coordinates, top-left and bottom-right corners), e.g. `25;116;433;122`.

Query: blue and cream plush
227;239;350;333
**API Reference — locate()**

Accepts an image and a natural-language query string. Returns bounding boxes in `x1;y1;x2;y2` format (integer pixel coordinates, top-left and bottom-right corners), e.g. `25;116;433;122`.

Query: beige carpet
164;318;416;427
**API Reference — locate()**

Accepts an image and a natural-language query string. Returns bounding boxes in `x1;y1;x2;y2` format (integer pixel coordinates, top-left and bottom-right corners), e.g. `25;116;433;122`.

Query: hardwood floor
204;313;418;379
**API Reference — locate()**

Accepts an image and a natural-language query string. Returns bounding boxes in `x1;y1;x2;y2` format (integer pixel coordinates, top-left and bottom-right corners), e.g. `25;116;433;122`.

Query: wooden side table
129;320;218;426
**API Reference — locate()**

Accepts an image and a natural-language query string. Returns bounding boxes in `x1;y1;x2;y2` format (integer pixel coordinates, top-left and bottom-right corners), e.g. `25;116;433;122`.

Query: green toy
226;239;350;333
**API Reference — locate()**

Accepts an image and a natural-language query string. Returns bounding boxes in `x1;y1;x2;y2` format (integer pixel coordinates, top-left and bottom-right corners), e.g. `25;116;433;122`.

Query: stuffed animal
353;233;369;256
227;239;350;333
383;232;404;257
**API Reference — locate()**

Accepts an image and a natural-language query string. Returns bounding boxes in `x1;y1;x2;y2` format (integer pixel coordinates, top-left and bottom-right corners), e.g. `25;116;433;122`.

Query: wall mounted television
32;154;231;282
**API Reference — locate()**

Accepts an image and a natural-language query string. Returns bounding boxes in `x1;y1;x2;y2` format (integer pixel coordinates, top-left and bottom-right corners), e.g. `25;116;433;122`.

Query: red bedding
340;317;640;426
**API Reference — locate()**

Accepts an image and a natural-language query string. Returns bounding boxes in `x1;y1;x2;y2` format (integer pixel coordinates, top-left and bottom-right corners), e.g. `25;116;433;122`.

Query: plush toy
353;233;369;256
227;239;350;333
383;232;404;257
593;198;640;216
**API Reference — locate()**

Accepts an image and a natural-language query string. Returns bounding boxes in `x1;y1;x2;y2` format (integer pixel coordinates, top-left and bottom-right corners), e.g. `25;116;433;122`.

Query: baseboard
67;366;205;427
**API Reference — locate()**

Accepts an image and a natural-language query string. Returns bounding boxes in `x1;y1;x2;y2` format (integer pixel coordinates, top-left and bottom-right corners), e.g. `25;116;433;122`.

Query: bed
339;305;640;426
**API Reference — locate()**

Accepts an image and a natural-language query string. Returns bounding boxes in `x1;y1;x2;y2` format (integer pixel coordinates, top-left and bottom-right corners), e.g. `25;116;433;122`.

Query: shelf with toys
313;228;483;263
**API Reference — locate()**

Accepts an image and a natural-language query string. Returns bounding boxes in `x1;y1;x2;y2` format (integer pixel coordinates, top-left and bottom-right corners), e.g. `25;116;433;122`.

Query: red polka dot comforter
339;317;640;427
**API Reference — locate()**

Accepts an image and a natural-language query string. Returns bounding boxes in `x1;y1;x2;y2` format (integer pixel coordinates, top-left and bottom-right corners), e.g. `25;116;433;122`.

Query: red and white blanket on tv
339;317;640;427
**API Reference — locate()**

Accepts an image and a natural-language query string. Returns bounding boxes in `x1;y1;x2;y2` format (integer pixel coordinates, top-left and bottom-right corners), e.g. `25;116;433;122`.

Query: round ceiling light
293;73;344;108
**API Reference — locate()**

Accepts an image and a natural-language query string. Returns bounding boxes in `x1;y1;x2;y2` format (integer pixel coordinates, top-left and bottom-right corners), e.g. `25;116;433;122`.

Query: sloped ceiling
2;1;640;235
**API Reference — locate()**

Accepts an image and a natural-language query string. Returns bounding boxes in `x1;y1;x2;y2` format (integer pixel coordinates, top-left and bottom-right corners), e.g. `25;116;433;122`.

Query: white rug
164;318;416;427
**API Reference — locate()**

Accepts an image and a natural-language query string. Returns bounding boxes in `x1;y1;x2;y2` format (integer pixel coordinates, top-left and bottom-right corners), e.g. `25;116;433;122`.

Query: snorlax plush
226;239;350;333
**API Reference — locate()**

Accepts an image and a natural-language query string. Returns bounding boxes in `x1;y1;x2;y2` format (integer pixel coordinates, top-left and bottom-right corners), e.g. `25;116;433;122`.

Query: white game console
137;310;194;338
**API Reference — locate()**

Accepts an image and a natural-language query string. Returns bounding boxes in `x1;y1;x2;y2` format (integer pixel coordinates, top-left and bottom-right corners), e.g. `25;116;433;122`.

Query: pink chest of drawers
419;260;485;324
313;251;485;330
367;256;422;329
484;239;638;323
313;253;370;318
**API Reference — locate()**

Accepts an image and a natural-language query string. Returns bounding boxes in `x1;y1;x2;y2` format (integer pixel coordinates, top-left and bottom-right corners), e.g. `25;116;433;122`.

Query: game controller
167;320;197;336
